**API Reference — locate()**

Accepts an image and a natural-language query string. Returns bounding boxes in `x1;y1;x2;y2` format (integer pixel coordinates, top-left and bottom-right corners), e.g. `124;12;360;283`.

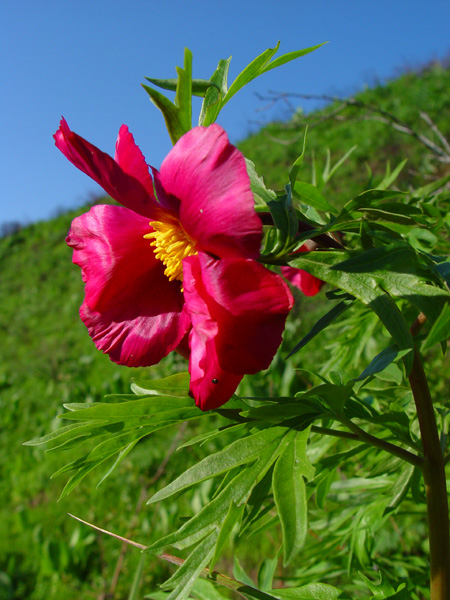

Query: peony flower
55;119;293;410
281;245;324;297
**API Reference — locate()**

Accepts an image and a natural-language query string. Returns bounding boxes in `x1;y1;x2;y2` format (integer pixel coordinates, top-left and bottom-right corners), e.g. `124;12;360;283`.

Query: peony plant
27;43;450;600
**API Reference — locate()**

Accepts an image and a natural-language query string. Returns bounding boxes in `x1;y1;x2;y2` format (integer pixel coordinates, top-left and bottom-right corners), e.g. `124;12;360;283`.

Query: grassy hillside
1;62;450;599
238;62;450;201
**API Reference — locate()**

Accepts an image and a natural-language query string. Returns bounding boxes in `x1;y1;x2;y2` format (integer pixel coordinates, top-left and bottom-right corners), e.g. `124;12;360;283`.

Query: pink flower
55;119;293;410
281;245;324;297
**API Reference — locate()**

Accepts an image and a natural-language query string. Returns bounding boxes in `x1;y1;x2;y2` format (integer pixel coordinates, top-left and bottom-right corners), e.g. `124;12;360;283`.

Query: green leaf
142;48;193;144
287;299;353;358
257;558;279;592
147;433;293;553
246;159;277;206
273;429;313;565
61;396;196;421
271;583;342;599
131;372;190;396
260;43;327;74
266;185;298;254
289;128;308;187
233;556;255;587
147;427;288;505
377;159;408;190
174;48;193;133
199;58;231;126
142;85;187;145
302;383;354;416
321;146;357;185
331;245;450;325
224;43;281;107
384;464;416;514
190;579;230;600
292;181;337;214
145;77;218;97
422;302;450;351
287;250;414;364
355;345;411;382
161;531;217;600
210;500;245;569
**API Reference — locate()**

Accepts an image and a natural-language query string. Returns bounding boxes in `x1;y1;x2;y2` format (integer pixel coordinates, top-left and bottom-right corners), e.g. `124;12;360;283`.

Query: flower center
144;218;197;282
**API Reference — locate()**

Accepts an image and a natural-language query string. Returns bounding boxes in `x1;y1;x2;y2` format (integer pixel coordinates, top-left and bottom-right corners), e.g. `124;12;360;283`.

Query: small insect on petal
211;378;219;384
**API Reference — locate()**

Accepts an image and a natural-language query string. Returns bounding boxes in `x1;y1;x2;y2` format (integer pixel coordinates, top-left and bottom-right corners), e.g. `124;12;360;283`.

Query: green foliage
144;42;325;137
3;61;450;600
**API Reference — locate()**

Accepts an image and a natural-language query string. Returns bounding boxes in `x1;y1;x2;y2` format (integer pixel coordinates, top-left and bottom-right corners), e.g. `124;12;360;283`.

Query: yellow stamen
144;217;197;282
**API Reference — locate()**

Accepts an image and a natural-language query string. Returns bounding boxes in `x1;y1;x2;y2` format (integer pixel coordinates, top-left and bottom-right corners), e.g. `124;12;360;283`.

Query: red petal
114;125;156;201
54;118;160;219
281;245;324;296
182;257;242;410
281;265;324;296
183;252;293;386
159;125;262;259
67;204;189;366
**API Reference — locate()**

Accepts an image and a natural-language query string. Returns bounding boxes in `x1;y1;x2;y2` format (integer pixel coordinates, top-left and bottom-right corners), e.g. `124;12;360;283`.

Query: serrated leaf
273;429;312;565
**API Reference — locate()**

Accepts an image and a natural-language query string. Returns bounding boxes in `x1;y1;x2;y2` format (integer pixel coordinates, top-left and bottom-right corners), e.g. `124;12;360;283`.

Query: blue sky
1;0;450;226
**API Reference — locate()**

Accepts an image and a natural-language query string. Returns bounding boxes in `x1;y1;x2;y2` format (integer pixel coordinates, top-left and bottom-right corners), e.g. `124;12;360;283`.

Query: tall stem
409;345;450;600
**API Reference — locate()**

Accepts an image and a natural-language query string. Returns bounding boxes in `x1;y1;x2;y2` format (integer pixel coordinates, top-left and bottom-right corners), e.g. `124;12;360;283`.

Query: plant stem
409;345;450;600
337;415;422;468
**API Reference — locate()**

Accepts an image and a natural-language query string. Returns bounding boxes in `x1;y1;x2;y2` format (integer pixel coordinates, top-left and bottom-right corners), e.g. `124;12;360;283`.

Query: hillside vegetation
1;62;450;599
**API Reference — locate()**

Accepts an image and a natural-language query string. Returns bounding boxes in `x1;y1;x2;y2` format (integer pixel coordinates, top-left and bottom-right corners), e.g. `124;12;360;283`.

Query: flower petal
158;124;262;259
54;118;160;219
281;245;324;296
114;125;156;201
281;265;324;296
182;257;243;410
183;252;293;380
67;204;189;366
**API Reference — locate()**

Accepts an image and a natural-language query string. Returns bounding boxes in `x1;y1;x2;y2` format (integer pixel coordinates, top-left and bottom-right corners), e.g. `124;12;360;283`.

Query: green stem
337;414;422;468
409;346;450;600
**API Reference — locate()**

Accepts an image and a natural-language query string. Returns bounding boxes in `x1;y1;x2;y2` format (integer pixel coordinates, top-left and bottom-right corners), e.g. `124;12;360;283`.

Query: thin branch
257;91;450;164
108;422;188;597
336;415;423;468
68;513;281;600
